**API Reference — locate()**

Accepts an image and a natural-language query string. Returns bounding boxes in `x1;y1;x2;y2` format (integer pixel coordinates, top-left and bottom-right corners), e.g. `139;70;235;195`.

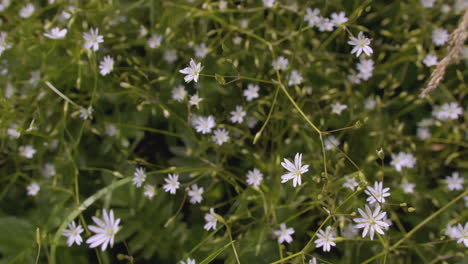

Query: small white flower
324;135;340;150
164;49;178;63
19;4;35;18
189;94;203;107
304;8;321;26
243;84;260;101
438;102;463;120
432;28;449;46
246;168;263;187
27;182;40;196
180;59;202;83
357;58;374;80
420;0;436;8
139;25;148;38
445;224;459;239
353;205;389;240
163;174;180;194
42;163;56;178
79;106;94;120
423;54;438;67
230;105;246;124
204;208;217;231
317;17;334;32
86;209;121;251
464;195;468;208
348;73;361;84
19;145;36;159
445;172;464;191
132;167;146;188
143;184;156;199
105;124;117;136
263;0;275;8
418;118;434;127
343;175;359;191
331;102;347;115
188;184;204;204
365;181;391;204
212;128;229;145
172;85;187;102
401;179;415;194
273;223;294;244
417;127;431;140
29;70;41;87
195;43;208;58
219;0;227;10
246;115;258;128
180;258;196;264
99;56;114;76
62;221;84;247
0;32;11;57
7;124;20;139
59;6;76;21
390;152;417;172
193;115;215;134
44;27;68;39
0;0;11;12
83;28;104;51
364;97;376;110
272;56;289;71
348;32;373;57
314;226;336;252
281;153;309;187
343;223;359;239
331;12;348;26
288;70;303;86
147;34;162;49
454;223;468;247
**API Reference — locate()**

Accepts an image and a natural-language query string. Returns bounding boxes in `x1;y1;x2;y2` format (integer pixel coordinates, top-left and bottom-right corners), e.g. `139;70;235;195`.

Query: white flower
418;118;434;127
19;145;36;159
288;70;303;86
317;18;334;32
83;28;104;51
212;128;229;145
417;127;431;140
188;184;204;204
105;124;117;136
348;73;361;84
445;172;464;191
343;175;359;191
445;224;459;239
0;32;11;57
219;0;227;10
230;105;246;124
233;36;242;45
99;56;114;76
44;27;68;39
353;205;389;240
42;163;56;178
243;84;260;101
143;184;156;199
420;0;436;8
62;221;84;247
189;94;203;107
147;34;162;49
164;49;178;63
163;174;180;194
29;70;41;87
455;223;468;247
195;43;208;58
79;106;94;120
401;179;415;194
246;168;263;187
357;58;374;80
272;56;289;71
180;59;202;83
365;181;391;204
204;208;217;231
390;152;416;172
423;54;438;67
324;135;340;150
246;115;258;128
7;124;20;139
273;223;294;244
132;167;146;187
331;12;348;26
437;102;463;120
314;226;336;252
0;0;11;12
364;97;376;110
432;28;449;46
263;0;275;8
343;223;359;239
180;258;196;264
281;153;309;187
193;115;215;134
19;4;35;18
172;85;187;102
331;102;347;115
348;32;373;57
304;8;321;26
86;209;121;251
27;182;40;196
59;6;76;21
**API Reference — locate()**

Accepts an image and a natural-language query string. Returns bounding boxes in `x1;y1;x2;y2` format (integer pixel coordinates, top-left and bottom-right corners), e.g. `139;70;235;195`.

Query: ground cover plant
0;0;467;263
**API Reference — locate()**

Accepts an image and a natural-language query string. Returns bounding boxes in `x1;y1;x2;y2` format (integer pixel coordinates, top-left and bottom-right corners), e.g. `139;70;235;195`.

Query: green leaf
215;74;226;85
0;217;36;264
199;241;234;264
